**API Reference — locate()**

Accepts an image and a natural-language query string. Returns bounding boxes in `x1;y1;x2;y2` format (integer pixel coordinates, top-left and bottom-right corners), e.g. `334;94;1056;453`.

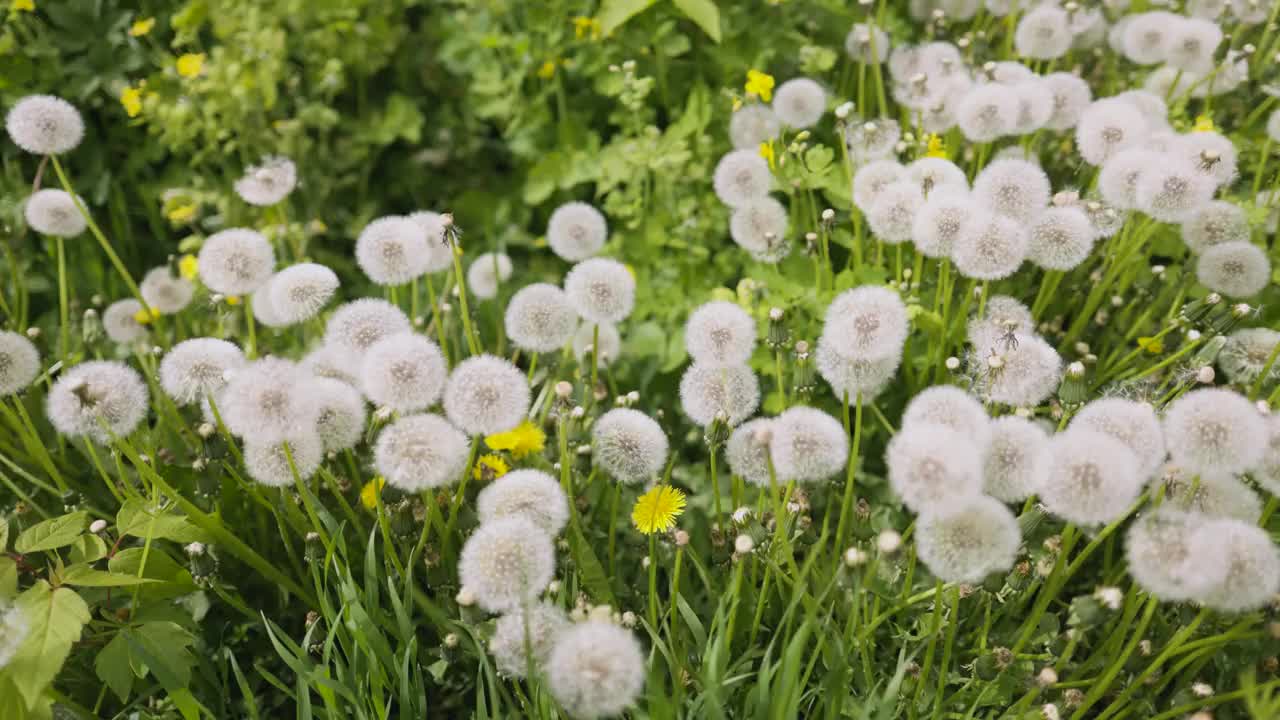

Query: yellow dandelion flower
176;52;206;79
131;306;161;324
632;485;687;534
537;60;557;79
11;0;34;12
485;420;546;459
224;295;241;306
128;17;155;37
745;69;775;102
758;141;776;170
572;16;601;40
1192;115;1215;133
120;86;143;118
473;454;511;482
925;134;947;158
178;254;199;280
166;203;197;223
360;476;387;510
1137;336;1164;354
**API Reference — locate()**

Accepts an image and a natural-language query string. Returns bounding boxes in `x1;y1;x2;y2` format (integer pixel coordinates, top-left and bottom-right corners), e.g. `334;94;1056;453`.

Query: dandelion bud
89;519;107;534
555;381;573;399
734;535;754;554
1036;667;1059;687
1197;366;1216;384
571;406;586;419
876;529;902;554
945;357;960;370
843;547;867;567
1041;703;1061;720
456;587;475;606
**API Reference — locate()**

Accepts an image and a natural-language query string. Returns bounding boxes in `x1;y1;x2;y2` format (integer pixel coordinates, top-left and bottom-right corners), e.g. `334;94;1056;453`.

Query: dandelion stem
709;444;722;525
49;155;144;304
54;237;70;362
834;391;862;555
450;247;482;356
243;295;257;359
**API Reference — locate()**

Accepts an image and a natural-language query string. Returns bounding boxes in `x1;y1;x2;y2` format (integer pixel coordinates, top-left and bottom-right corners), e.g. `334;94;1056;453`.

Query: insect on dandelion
632;485;687;534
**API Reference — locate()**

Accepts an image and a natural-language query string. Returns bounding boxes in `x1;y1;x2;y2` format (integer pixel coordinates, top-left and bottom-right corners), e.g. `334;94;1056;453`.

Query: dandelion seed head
264;263;338;325
46;361;148;443
727;418;775;487
573;322;621;368
1125;508;1225;601
1037;429;1143;525
24;189;86;237
1069;398;1166;478
772;78;827;129
1249;414;1280;496
102;299;149;344
967;295;1034;347
1098;148;1159;210
1076;99;1148;166
713;149;773;208
886;422;983;511
546;621;646;720
1042;72;1093;131
956;83;1019;142
1156;467;1261;523
1134;158;1214;223
478;469;570;536
490;602;569;678
845;23;890;64
983;415;1049;502
1194;517;1280;612
769;406;849;483
243;432;323;487
846;117;903;163
971;333;1062;408
973;159;1051;222
903;385;992;446
405;211;455;274
444;355;530;436
1163;388;1266;475
1012;80;1055;135
5;94;83;155
140;267;194;314
250;279;289;329
467;252;515;301
219;357;319;440
686;301;757;365
197;228;275;296
159;338;245;406
234;156;296;206
678;362;760;427
1219;328;1280;386
917;495;1021;583
459;516;556;614
506;283;578;354
547;202;608;261
0;331;40;397
906;157;968;196
1165;18;1223;73
821;286;909;362
1027;206;1096;271
912;189;974;258
564;258;635;324
852;160;907;213
815;337;901;401
1015;5;1073;60
310;376;365;452
591;408;668;484
324;299;412;367
301;345;360;386
729;104;781;150
374;413;470;491
1182;201;1250;254
356;215;432;286
867;181;923;244
729;196;791;263
1179;131;1238;188
1123;12;1178;64
360;333;447;413
1197;242;1271;298
953;212;1029;280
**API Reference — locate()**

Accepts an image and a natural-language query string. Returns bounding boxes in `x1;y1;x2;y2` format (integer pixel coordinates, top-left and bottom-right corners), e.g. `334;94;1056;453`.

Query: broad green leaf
95;633;134;702
0;557;16;599
68;533;109;564
14;512;88;554
0;516;9;551
129;621;197;689
599;0;656;37
116;500;211;544
108;547;192;584
671;0;721;42
0;677;52;720
5;581;91;710
567;523;615;605
61;564;160;587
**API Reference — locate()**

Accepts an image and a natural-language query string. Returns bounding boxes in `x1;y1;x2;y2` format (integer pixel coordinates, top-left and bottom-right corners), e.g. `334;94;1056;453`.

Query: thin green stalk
49;155;143;303
450;246;482;356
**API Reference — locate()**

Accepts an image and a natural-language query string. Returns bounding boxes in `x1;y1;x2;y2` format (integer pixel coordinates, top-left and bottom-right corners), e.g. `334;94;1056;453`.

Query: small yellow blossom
473;454;510;482
745;70;775;102
360;477;387;510
120;86;143;118
925;134;947;158
1192;115;1215;133
572;16;601;40
178;254;199;280
132;306;160;324
485;420;546;459
632;485;687;534
1137;336;1164;354
11;0;34;12
224;295;241;306
166;203;197;223
537;60;557;79
176;53;206;79
759;141;776;170
128;17;155;37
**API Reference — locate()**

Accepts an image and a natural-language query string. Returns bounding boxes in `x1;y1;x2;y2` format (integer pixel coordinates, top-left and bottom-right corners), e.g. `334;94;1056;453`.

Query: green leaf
116;500;211;544
0;516;9;551
128;621;197;690
67;534;109;564
0;557;16;599
61;564;160;587
671;0;721;42
599;0;657;37
95;633;134;702
14;512;88;554
567;523;616;605
5;581;91;710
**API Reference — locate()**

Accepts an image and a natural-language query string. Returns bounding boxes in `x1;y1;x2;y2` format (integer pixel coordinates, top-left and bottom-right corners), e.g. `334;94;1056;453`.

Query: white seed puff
46;361;149;443
768;406;849;483
564;258;635;324
360;333;448;413
678;362;761;427
198;228;275;296
592;408;669;484
458;516;556;613
547;202;608;261
477;469;570;535
443;355;531;436
24;189;86;237
505;283;578;354
5;94;84;155
685;301;757;365
374;413;470;491
0;331;41;397
916;495;1021;583
546;621;646;720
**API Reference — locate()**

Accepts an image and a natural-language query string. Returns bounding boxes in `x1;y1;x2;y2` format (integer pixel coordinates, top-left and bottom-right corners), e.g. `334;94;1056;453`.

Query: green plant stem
49;155;144;303
834;391;862;555
450;246;482;356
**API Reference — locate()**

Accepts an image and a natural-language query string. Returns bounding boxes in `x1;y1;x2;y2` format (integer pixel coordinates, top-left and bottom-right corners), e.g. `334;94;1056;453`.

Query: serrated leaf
5;581;91;710
116;500;211;544
61;564;160;587
671;0;721;42
14;512;88;554
95;633;134;702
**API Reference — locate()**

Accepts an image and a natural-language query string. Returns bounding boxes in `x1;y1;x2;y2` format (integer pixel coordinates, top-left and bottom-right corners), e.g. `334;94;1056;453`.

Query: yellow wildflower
1192;115;1215;133
120;86;143;118
166;203;197;223
224;295;241;306
360;476;387;510
11;0;34;12
925;134;947;158
632;485;687;534
485;420;546;459
128;17;155;37
178;254;199;280
745;70;775;102
572;16;601;40
759;141;776;170
473;454;511;482
537;60;557;79
1137;336;1164;354
132;306;160;324
176;52;206;78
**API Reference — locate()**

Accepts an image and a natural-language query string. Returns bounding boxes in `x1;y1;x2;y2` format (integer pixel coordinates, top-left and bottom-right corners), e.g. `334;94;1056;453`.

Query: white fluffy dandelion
1076;99;1148;166
1037;429;1143;525
140;266;194;314
983;416;1048;502
234;156;297;206
564;258;635;324
845;23;889;64
490;602;569;678
821;286;909;362
1043;72;1092;131
1164;18;1222;73
310;376;366;452
852;160;906;213
713;149;773;208
1251;414;1280;496
1196;242;1271;298
573;322;622;368
218;357;319;440
906;157;968;197
1098;149;1159;210
1069;398;1166;478
356;215;431;286
912;189;974;258
1178;131;1238;188
955;84;1019;142
243;432;323;487
46;361;148;443
1157;469;1261;523
685;301;757;365
444;354;531;436
917;495;1020;583
159;338;245;406
1015;5;1073;60
886;423;983;511
1027;206;1096;271
845;118;903;163
729;104;781;150
102;299;149;344
251;279;289;329
197;228;275;296
360;333;448;413
902;385;991;447
1182;201;1250;254
1194;517;1280;612
967;295;1034;347
459;516;556;613
269;263;339;325
478;469;570;535
0;331;40;396
769;406;848;483
726;418;775;487
374;413;470;490
1134;158;1214;223
1125;508;1224;601
729;196;791;263
546;621;646;720
1219;328;1280;386
407;211;456;274
547;202;608;262
1122;12;1178;65
24;189;86;237
301;345;359;386
867;182;923;244
505;283;577;354
1162;388;1266;475
772;78;827;129
973;159;1051;222
678;362;760;427
815;338;901;401
324;299;412;362
468;252;515;300
970;333;1062;408
5;95;84;155
952;212;1028;281
592;408;669;484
